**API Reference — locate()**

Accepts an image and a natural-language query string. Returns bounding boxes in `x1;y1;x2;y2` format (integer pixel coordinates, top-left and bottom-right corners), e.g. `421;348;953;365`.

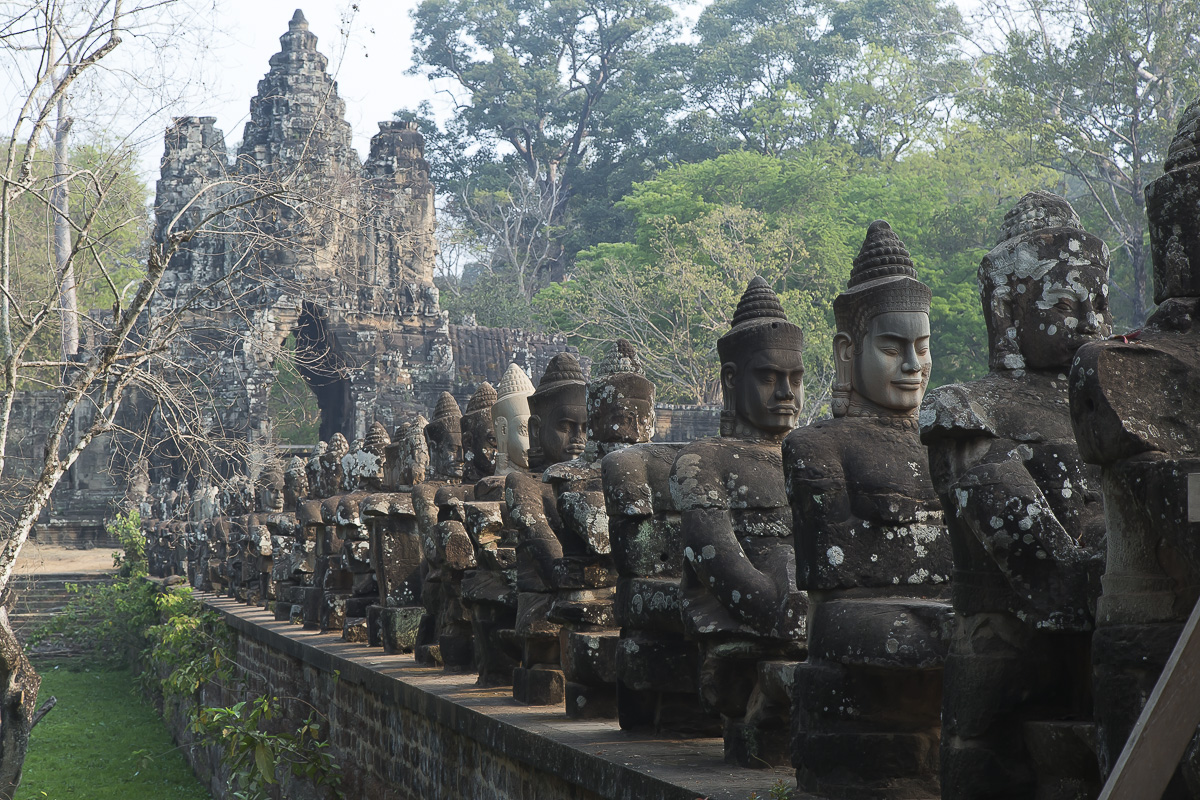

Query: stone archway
288;302;351;443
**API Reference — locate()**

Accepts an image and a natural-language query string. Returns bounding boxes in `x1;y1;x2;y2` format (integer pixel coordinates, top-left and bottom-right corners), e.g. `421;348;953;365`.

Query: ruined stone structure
921;193;1109;798
150;10;578;463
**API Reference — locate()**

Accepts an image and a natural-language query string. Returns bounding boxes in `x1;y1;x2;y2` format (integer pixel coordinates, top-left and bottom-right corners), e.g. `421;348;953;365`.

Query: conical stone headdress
431;392;462;428
496;363;535;402
465;382;497;416
833;220;931;343
364;421;391;457
995;191;1080;245
530;353;586;418
717;276;805;363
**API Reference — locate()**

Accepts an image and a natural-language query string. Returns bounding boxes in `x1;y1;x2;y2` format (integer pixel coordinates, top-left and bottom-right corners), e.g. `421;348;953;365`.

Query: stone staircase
9;573;115;644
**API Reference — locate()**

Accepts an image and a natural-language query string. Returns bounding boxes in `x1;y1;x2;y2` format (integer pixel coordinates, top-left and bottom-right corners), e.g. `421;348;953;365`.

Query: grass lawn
16;661;211;800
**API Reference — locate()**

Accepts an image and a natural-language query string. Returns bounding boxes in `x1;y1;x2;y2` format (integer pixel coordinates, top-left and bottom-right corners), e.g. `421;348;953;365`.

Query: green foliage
747;778;795;800
31;571;158;668
17;663;211;800
190;699;341;800
110;509;147;578
38;568;341;799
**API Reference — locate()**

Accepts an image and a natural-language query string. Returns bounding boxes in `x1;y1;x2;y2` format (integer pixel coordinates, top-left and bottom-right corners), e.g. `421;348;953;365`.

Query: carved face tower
717;276;805;438
832;221;932;417
528;353;587;467
460;382;498;483
979;191;1111;371
493;363;535;473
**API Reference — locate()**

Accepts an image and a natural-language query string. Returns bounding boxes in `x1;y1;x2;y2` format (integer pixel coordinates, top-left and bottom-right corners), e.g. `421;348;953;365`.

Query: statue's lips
768;405;798;415
891;380;923;388
564;444;585;456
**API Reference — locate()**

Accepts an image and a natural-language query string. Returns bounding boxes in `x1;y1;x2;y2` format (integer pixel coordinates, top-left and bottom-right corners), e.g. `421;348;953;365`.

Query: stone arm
681;507;789;637
783;437;857;591
927;430;1101;626
506;471;563;586
948;453;1100;625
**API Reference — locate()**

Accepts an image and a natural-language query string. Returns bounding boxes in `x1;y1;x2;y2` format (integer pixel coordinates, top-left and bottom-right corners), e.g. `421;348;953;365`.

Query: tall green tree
688;0;974;159
409;0;678;285
978;0;1200;325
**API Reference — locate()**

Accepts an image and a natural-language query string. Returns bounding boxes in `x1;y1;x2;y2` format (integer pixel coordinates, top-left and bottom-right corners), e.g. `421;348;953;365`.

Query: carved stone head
284;456;308;510
1145;100;1200;303
528;353;587;467
425;392;464;480
461;382;498;482
832;221;932;417
980;192;1111;371
716;276;805;439
493;363;535;473
257;460;286;513
587;339;655;448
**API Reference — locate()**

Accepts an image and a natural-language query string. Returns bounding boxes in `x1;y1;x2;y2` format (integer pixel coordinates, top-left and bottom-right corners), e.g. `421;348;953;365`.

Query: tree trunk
0;607;40;800
53;101;79;360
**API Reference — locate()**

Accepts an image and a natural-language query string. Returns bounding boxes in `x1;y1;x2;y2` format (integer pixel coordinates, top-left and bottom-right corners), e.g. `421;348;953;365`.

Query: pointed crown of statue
326;432;349;459
364;421;391;456
431;392;462;428
464;382;497;417
833;220;931;343
994;190;1080;245
589;339;654;404
716;276;805;363
495;363;535;403
1165;99;1200;173
529;353;586;417
1145;98;1200;302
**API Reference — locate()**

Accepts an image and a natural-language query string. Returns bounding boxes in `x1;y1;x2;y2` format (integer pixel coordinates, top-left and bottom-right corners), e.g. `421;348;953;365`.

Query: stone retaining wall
170;594;799;800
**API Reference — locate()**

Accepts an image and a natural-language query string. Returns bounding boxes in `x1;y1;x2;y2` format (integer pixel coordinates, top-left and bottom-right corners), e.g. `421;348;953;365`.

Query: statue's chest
843;436;940;523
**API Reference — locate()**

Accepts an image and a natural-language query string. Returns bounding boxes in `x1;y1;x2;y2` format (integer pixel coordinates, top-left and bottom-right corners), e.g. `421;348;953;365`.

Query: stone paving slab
203;593;811;800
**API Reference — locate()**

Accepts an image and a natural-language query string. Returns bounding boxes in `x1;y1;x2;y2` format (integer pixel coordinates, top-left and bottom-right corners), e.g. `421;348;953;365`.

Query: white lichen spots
1019;516;1034;531
701;545;716;560
990;516;1005;529
1047;324;1058;336
1035;549;1048;559
731;590;741;604
870;554;879;562
683;546;695;562
908;569;930;583
955;488;970;509
827;545;845;566
886;638;900;654
1064;317;1078;330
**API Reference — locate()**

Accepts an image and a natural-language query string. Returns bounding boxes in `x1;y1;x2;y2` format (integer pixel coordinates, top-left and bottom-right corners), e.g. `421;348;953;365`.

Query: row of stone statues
141;102;1200;800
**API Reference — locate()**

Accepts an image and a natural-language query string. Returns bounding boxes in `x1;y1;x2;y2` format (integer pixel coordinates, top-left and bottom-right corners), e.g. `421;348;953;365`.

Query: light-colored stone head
529;353;587;467
493;363;535;472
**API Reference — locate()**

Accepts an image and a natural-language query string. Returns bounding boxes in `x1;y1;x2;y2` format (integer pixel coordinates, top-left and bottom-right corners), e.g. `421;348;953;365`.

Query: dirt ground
14;543;118;575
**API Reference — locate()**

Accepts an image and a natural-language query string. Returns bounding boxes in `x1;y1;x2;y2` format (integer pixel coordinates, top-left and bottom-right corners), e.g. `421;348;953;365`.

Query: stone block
565;681;617;720
513;666;565;706
344;616;369;644
381;606;424;654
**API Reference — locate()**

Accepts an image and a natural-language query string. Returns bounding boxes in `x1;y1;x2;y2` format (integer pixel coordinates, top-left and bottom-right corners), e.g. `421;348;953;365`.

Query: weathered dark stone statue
921;192;1109;798
426;392;464;482
414;382;495;667
1070;103;1200;792
670;276;807;767
505;354;589;702
604;437;717;735
784;220;951;796
493;363;535;475
547;341;654;718
461;382;499;484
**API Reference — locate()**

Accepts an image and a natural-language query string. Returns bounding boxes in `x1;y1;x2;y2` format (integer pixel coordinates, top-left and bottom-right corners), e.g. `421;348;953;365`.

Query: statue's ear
833;332;854;386
494;416;508;450
527;414;542;452
720;362;737;392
